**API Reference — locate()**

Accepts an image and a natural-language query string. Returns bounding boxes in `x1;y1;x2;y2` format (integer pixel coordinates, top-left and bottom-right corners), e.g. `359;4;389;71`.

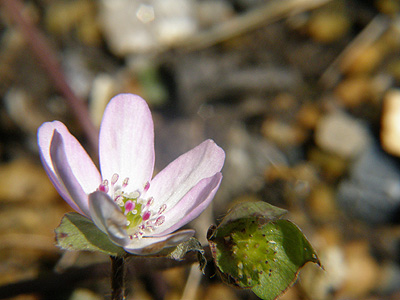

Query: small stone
337;144;400;223
99;0;198;55
203;283;239;300
315;111;371;159
307;184;338;222
342;44;384;75
335;76;373;108
307;10;351;43
296;103;321;130
300;243;345;300
308;147;348;180
69;288;102;300
338;241;380;299
262;119;307;147
381;89;400;156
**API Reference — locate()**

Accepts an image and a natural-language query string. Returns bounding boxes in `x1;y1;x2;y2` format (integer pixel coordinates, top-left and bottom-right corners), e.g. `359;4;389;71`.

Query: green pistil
121;196;144;229
127;203;143;228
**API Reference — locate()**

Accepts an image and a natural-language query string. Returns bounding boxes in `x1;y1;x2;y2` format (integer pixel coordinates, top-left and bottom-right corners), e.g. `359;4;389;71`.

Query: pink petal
147;139;225;210
99;94;155;192
123;229;195;255
89;191;130;247
152;173;222;236
38;121;101;216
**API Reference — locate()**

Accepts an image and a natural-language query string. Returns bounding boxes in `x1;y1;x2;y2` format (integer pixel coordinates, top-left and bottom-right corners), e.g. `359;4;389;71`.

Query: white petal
152;173;222;235
99;94;155;191
147;139;225;210
89;191;130;247
123;229;195;255
40;122;101;216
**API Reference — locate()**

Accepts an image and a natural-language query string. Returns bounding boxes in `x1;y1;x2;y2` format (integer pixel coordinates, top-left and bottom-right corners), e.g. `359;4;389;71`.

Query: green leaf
208;202;321;300
55;212;126;256
219;201;288;227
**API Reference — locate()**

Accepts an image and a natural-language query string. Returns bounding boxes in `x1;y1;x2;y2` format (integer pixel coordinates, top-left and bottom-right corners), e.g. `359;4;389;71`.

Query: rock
203;284;240;300
308;147;348;180
261;118;307;147
315;111;371;159
296;102;321;130
99;0;198;55
69;288;102;300
337;144;400;223
307;9;351;44
335;76;373;108
338;241;380;299
381;89;400;156
300;227;346;300
307;184;338;222
341;43;385;75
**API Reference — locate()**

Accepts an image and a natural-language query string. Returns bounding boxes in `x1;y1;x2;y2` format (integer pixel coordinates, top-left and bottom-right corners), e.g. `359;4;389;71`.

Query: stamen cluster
98;173;166;240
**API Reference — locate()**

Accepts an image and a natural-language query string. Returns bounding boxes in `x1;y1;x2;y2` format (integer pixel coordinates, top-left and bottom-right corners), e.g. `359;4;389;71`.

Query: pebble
337;241;380;299
341;43;384;75
99;0;198;55
308;147;349;180
300;230;346;300
69;288;102;300
307;10;351;44
335;76;373;108
203;283;240;300
337;144;400;223
261;118;307;147
381;89;400;156
314;111;371;159
296;102;321;130
307;184;338;222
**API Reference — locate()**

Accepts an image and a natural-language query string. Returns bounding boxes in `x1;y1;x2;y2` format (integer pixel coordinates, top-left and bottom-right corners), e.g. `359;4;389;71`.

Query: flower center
98;173;166;240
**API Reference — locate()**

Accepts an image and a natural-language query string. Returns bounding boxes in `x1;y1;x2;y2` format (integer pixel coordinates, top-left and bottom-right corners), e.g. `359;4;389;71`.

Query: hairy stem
111;256;126;300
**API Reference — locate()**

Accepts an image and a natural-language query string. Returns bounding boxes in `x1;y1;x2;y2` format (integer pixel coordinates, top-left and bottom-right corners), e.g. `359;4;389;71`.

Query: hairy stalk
111;256;126;300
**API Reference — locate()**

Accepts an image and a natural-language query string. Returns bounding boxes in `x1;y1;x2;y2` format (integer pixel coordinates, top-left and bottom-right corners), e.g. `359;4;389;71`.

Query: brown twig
1;0;99;152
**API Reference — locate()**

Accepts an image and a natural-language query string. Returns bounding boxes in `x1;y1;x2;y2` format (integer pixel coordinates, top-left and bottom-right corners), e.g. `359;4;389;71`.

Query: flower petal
152;173;222;236
89;191;130;247
99;94;155;191
147;139;225;210
123;229;195;255
38;121;101;215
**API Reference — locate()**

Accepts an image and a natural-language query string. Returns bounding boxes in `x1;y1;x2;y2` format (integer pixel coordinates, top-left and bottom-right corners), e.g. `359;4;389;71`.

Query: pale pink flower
38;94;225;254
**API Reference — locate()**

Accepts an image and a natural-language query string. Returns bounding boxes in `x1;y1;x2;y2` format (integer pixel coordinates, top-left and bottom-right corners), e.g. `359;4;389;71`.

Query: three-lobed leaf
208;202;321;300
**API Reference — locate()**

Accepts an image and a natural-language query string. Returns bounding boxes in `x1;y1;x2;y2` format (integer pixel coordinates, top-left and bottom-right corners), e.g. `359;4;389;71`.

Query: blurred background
2;0;400;299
